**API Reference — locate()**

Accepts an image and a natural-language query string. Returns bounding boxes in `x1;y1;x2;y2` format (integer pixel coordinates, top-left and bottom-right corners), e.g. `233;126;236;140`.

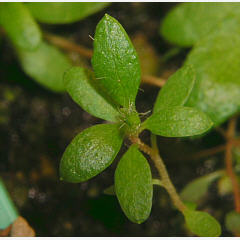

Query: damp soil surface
0;2;233;236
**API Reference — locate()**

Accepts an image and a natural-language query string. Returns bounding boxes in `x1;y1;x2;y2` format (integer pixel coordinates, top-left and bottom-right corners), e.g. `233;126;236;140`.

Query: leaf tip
205;116;214;131
104;13;111;18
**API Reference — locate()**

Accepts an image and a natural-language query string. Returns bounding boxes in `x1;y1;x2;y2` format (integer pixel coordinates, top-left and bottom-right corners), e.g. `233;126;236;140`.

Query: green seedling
60;14;220;236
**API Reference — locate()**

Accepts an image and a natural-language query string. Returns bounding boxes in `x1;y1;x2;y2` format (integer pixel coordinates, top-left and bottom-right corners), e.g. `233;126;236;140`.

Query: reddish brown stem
141;75;166;88
215;126;227;139
44;32;167;88
225;117;240;213
44;32;93;59
191;144;226;160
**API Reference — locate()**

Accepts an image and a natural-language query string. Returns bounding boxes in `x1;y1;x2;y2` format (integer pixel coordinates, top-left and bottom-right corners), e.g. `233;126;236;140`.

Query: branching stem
129;135;186;213
141;75;166;88
225;117;240;213
191;144;226;160
44;32;93;59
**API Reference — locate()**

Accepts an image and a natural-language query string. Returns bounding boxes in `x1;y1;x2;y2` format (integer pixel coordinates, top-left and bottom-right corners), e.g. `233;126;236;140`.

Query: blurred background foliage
0;2;239;236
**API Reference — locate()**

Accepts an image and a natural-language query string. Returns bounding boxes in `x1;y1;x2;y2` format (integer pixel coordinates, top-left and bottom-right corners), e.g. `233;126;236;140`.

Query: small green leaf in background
225;211;240;235
60;124;123;183
64;67;119;122
217;175;232;196
115;145;153;224
144;106;213;137
26;2;110;24
92;14;141;108
17;41;71;92
180;170;224;203
0;3;41;50
154;65;195;113
184;17;240;125
184;210;221;237
132;33;160;76
160;3;240;47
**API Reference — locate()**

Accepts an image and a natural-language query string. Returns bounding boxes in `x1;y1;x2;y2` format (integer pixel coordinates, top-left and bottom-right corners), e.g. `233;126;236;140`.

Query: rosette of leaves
59;14;220;236
0;2;109;92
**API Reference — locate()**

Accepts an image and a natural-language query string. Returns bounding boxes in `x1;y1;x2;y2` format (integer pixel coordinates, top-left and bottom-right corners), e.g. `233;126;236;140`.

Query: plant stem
191;144;226;160
141;75;166;88
44;32;167;88
44;32;93;59
190;138;240;161
225;117;240;213
129;135;186;213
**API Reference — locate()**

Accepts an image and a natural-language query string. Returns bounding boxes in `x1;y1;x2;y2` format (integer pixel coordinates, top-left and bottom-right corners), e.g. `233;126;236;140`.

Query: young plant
60;14;221;237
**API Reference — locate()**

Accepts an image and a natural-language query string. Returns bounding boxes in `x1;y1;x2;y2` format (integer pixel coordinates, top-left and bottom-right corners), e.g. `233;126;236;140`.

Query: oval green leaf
184;210;221;237
181;170;224;203
27;2;110;24
225;211;240;235
104;179;163;196
144;106;213;137
115;145;153;224
17;41;71;92
64;67;119;122
217;175;232;196
60;123;123;183
160;3;240;47
0;3;41;50
184;17;240;125
92;14;141;108
154;65;195;113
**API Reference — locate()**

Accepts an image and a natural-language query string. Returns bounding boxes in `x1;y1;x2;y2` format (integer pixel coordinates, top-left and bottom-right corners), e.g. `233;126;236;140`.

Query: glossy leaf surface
64;67;119;122
145;106;213;137
184;210;221;237
27;2;110;24
17;41;71;92
154;65;195;112
60;124;123;183
0;3;41;50
115;145;153;224
92;14;141;108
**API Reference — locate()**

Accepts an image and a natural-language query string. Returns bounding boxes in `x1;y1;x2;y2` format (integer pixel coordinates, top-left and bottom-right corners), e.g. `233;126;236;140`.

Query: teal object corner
0;178;19;229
